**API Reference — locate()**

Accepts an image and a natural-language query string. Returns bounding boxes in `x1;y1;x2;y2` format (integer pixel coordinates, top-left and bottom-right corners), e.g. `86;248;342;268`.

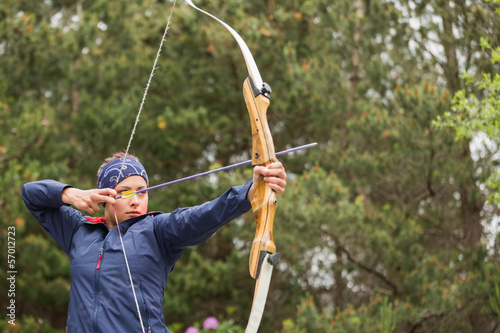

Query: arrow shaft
116;143;316;199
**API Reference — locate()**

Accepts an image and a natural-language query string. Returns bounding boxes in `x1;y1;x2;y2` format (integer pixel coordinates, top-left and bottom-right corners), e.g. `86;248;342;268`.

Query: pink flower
203;316;219;329
185;326;199;333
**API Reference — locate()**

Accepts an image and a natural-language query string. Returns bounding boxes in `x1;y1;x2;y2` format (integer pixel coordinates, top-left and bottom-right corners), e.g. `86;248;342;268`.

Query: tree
3;0;500;332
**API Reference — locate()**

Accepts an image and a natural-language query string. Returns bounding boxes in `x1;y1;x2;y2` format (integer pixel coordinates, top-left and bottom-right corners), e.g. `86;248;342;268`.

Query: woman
22;152;287;333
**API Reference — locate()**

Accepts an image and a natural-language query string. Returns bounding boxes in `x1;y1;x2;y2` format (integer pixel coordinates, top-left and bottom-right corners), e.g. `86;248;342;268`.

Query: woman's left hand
248;162;287;200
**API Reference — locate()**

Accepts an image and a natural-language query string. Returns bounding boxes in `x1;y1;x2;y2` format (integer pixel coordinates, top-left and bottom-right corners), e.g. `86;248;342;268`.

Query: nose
128;194;140;206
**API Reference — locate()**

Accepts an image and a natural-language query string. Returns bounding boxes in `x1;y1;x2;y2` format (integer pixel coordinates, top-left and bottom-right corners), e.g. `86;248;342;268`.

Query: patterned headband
97;157;149;190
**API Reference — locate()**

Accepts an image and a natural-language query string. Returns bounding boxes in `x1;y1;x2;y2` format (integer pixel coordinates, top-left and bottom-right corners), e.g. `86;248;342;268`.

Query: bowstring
117;0;177;176
113;1;178;332
113;206;146;332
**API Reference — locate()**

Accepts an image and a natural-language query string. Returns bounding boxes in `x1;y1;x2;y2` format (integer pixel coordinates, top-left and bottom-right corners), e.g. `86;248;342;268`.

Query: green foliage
0;316;64;333
435;37;500;204
491;283;500;318
208;319;244;333
282;295;411;333
379;297;396;333
2;0;500;332
437;67;500;140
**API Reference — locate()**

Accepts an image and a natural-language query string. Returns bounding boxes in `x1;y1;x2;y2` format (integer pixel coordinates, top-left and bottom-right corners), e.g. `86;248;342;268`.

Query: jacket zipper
139;282;151;331
96;247;104;269
92;247;104;332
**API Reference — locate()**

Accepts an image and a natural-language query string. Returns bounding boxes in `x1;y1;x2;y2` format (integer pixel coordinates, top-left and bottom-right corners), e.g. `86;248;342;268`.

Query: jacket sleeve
155;179;253;260
22;180;84;255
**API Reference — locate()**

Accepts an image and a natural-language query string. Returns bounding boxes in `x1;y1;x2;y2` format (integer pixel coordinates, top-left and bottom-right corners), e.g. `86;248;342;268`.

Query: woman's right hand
62;187;117;215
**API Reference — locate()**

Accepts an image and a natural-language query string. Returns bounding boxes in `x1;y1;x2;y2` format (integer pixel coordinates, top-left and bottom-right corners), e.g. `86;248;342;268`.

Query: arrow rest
261;82;272;98
248;75;272;98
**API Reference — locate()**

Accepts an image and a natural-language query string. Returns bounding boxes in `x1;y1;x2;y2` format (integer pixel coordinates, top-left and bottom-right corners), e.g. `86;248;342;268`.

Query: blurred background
1;0;500;332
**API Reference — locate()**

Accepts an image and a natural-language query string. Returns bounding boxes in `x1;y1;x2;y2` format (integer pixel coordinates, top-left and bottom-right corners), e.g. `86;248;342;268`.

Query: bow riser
243;76;276;165
243;75;279;280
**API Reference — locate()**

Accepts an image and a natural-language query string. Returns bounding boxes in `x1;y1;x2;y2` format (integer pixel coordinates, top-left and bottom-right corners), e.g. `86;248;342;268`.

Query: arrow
116;142;317;199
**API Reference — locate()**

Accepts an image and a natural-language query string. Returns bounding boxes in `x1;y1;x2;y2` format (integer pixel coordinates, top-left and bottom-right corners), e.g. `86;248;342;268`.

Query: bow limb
185;0;263;89
246;255;274;331
186;2;279;331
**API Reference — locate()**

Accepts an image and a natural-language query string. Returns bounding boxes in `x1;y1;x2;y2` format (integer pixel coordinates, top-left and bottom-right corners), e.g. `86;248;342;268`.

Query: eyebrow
116;185;147;191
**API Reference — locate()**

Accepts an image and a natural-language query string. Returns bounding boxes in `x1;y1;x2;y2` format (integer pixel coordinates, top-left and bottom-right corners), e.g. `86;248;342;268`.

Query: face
105;175;148;226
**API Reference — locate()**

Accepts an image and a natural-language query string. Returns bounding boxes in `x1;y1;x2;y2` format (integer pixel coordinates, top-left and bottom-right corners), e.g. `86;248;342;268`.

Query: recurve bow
186;2;280;331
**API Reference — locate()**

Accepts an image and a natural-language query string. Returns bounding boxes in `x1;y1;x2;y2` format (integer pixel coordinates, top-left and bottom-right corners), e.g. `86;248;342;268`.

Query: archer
22;152;287;332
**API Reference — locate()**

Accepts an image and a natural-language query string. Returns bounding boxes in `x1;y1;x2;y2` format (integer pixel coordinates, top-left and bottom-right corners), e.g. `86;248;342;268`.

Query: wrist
61;186;75;205
247;183;254;201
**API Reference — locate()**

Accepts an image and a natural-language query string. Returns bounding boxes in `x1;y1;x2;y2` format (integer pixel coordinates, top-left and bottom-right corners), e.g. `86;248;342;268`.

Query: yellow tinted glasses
121;190;137;198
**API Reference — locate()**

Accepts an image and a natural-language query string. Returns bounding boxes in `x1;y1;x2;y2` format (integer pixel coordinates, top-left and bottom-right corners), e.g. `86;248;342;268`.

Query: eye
121;190;136;198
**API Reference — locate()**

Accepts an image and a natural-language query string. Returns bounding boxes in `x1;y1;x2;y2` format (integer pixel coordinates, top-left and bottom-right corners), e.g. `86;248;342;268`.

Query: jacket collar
85;211;163;233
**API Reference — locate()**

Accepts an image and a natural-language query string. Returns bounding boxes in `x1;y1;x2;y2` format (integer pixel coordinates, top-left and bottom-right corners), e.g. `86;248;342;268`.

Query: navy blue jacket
22;179;252;333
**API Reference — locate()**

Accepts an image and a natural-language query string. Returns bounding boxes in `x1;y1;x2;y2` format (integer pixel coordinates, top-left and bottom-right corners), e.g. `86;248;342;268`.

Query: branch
320;226;400;296
408;311;447;333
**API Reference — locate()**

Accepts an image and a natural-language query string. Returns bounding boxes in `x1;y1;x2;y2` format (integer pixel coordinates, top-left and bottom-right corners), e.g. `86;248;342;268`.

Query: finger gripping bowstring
113;2;177;332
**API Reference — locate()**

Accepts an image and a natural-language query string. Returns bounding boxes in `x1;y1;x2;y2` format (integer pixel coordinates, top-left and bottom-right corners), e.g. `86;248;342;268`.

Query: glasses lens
122;190;136;198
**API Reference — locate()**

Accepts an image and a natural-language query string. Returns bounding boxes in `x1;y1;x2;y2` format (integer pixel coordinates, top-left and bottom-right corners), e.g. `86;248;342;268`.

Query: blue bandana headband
97;157;149;190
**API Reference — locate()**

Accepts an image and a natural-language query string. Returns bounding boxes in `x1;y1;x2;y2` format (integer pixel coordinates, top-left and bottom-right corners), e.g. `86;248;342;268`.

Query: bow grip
248;175;278;279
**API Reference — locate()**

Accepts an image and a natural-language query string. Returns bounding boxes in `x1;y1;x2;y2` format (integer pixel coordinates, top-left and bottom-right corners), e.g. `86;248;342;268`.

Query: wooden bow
186;2;280;331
